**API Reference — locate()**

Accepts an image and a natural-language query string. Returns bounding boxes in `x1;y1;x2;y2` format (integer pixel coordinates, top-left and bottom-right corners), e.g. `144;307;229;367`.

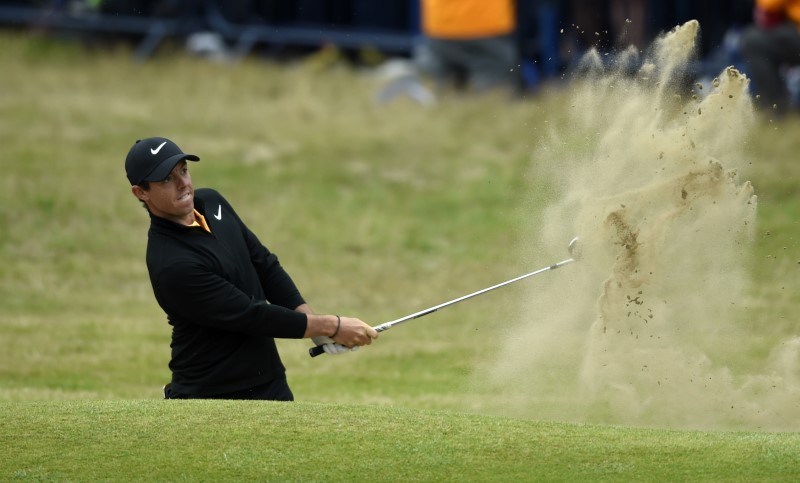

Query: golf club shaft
309;256;576;358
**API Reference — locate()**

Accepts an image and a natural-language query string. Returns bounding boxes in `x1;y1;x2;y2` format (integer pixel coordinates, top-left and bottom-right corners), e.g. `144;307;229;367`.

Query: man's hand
299;304;379;351
330;315;379;348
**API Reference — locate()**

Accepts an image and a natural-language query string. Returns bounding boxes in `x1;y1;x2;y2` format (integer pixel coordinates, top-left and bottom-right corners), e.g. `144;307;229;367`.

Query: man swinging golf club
125;137;378;400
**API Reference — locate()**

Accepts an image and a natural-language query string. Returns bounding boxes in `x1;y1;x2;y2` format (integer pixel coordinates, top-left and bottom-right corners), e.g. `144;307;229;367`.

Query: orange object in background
421;0;516;39
754;0;800;27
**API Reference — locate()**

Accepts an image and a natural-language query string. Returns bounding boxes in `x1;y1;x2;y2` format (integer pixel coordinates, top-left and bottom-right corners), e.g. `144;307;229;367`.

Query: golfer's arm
243;224;307;309
295;304;339;338
157;264;307;338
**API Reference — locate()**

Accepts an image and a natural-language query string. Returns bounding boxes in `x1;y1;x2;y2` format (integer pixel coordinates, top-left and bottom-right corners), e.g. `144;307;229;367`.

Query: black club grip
309;345;326;357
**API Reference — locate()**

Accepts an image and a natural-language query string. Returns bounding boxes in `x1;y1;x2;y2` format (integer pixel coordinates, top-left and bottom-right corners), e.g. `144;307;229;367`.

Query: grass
3;400;800;481
0;31;799;480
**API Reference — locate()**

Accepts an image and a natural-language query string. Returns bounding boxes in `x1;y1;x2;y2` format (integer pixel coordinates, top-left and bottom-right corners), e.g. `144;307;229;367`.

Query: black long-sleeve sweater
145;188;307;395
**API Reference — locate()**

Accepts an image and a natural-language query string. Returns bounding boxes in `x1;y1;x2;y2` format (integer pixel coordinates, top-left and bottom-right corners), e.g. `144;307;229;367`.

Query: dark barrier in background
0;0;419;59
0;0;755;84
204;0;416;58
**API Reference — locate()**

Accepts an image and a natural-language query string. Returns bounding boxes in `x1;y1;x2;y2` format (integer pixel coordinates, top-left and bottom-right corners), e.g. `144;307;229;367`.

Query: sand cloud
480;21;800;431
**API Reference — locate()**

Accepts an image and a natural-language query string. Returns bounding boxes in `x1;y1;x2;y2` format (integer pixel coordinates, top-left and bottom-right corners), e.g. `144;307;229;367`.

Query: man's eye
162;176;172;184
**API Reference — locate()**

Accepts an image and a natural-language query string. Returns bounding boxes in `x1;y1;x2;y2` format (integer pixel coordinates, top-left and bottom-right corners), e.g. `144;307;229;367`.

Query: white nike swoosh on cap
151;141;167;155
213;205;222;220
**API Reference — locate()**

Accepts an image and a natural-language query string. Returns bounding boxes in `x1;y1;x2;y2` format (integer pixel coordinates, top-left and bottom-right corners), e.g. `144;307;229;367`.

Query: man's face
132;160;194;223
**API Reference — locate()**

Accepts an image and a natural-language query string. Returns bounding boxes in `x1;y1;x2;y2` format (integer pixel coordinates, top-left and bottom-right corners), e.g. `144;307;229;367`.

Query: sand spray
477;21;800;430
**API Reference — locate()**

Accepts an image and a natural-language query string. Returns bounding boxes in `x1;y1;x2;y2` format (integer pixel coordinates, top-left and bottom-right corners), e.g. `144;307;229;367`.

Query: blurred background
0;0;797;109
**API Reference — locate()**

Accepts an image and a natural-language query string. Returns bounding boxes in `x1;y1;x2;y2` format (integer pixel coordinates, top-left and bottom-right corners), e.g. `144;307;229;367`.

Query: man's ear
131;185;148;202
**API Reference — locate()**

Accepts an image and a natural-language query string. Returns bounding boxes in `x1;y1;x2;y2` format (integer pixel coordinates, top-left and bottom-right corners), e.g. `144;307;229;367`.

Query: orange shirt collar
190;209;212;233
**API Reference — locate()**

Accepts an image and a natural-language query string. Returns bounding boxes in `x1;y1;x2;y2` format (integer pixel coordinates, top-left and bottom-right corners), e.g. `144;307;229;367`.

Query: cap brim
141;153;200;182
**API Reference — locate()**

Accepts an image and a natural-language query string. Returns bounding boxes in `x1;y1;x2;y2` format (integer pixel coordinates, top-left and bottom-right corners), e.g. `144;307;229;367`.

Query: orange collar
190;209;212;233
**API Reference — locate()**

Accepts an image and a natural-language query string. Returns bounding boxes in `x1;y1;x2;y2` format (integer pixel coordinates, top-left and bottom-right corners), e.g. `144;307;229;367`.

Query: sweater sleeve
242;225;307;310
154;261;308;338
212;190;308;310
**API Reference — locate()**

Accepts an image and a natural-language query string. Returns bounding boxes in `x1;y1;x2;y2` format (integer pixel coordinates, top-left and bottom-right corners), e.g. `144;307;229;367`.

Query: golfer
125;137;378;400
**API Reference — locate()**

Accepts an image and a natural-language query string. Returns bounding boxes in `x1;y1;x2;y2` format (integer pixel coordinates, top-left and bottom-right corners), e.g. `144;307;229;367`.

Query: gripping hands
311;336;359;356
306;313;378;358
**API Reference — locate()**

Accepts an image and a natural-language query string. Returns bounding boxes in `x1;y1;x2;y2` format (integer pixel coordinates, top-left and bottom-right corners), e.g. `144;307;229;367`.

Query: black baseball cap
125;137;199;185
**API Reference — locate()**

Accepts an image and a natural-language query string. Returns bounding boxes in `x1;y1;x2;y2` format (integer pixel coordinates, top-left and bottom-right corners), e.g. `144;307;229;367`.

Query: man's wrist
303;313;340;339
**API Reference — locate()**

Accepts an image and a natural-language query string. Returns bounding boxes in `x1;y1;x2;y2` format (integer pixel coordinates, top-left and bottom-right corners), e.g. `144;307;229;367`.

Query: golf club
310;237;582;358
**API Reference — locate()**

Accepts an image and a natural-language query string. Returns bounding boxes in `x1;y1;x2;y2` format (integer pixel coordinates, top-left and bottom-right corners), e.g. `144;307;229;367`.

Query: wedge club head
568;236;582;261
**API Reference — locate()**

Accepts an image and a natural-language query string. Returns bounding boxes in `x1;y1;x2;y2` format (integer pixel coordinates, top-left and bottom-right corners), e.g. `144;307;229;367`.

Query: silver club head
568;237;582;260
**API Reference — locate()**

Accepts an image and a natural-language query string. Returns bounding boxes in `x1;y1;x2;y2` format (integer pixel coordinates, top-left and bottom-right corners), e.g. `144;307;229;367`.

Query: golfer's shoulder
197;187;239;213
195;187;229;204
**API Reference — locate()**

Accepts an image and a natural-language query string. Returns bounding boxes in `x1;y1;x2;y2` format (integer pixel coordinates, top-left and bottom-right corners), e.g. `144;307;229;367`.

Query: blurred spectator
414;0;521;95
515;0;561;86
739;0;800;112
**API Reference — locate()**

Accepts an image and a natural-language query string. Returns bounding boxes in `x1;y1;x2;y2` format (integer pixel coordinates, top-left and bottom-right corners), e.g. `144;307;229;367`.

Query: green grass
3;400;800;481
1;31;799;480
